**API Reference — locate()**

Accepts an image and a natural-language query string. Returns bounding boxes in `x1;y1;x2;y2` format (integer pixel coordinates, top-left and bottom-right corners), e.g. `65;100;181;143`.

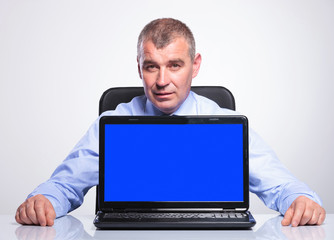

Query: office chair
96;86;236;213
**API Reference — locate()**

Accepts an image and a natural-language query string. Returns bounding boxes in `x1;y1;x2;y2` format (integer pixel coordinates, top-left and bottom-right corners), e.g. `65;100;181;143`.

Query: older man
16;18;325;227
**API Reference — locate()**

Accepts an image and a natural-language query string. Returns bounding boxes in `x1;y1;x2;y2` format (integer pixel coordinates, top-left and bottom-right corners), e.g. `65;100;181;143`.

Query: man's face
138;37;201;114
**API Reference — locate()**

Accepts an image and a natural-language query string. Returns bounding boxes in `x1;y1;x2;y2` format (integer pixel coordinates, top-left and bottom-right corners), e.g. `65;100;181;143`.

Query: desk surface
1;214;333;240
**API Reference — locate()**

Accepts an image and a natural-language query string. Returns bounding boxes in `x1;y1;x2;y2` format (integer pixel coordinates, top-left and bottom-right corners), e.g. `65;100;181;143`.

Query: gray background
1;0;333;215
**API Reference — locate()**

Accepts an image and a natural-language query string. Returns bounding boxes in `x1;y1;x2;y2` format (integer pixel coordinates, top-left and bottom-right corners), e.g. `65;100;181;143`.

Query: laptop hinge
155;208;224;212
111;208;225;213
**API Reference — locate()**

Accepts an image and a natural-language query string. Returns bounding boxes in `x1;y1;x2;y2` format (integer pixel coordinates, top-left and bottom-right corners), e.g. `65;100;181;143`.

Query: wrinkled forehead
138;36;192;61
140;38;190;63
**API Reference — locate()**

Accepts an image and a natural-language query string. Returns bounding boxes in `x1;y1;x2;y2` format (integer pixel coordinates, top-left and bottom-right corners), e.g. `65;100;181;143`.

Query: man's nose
156;68;171;88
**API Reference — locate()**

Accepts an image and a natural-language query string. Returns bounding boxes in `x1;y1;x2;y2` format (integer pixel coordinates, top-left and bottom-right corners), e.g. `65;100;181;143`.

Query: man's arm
15;117;100;224
281;195;326;226
248;128;325;226
15;194;56;226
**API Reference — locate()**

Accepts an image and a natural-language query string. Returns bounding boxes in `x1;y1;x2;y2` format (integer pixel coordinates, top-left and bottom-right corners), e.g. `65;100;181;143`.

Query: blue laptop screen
104;123;244;202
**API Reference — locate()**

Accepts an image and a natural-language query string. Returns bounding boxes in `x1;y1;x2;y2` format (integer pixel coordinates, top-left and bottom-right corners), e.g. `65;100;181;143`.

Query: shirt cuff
27;182;71;218
278;185;323;215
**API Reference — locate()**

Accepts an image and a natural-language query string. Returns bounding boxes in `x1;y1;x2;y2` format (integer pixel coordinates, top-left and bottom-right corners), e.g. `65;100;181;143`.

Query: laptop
94;115;256;229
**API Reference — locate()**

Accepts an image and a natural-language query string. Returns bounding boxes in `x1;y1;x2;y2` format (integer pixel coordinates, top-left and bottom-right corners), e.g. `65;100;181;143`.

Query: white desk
1;214;333;240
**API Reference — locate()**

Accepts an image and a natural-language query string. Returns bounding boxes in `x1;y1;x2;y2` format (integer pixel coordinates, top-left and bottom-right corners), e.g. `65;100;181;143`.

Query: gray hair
137;18;196;61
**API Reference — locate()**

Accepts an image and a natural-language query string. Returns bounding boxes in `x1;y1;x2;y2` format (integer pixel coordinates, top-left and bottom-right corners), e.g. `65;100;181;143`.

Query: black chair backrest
95;86;235;213
99;86;235;115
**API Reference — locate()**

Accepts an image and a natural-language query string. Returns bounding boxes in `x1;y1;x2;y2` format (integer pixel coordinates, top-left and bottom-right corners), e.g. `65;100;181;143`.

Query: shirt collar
144;91;198;116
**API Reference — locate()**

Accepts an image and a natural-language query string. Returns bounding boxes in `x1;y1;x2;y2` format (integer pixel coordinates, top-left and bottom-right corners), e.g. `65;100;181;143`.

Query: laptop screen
102;117;246;205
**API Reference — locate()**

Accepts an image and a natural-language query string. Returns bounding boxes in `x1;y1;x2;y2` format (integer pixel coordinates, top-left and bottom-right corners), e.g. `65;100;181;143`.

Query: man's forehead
142;35;188;49
140;38;190;61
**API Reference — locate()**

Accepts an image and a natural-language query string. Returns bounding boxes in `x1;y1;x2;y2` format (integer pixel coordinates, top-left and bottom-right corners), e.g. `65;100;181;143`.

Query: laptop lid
98;115;249;212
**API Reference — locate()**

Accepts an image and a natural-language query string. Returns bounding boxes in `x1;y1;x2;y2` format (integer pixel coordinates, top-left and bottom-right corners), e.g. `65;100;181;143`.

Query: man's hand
281;195;326;227
15;194;56;226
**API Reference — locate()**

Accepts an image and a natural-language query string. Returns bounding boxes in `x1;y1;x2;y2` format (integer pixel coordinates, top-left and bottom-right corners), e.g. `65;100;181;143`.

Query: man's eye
170;64;180;70
145;65;157;71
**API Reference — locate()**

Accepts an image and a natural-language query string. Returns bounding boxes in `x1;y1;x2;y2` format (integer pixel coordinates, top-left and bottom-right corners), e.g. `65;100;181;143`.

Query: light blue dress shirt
28;91;322;218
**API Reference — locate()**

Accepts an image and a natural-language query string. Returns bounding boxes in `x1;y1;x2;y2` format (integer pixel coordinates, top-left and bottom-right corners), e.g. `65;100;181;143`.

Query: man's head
137;18;196;62
137;18;202;114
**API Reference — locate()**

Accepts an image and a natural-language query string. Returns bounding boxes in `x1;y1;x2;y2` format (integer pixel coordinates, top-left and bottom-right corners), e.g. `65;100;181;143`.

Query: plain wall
1;0;333;215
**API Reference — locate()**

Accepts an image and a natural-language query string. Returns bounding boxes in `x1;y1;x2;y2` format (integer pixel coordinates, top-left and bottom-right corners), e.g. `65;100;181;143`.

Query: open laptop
94;115;256;229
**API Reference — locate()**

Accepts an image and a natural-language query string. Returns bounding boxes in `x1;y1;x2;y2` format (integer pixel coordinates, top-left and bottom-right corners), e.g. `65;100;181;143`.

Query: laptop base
94;211;256;230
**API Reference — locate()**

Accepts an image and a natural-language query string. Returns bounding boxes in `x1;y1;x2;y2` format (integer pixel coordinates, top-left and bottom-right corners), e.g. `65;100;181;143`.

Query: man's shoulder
101;95;147;116
190;91;237;115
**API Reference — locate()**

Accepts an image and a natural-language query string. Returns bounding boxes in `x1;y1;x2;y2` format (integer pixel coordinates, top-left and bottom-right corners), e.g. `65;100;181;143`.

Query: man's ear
192;53;202;79
137;57;142;79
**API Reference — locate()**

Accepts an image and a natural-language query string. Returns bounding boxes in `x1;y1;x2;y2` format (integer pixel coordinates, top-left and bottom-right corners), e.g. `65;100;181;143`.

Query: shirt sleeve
248;128;322;215
28;117;100;218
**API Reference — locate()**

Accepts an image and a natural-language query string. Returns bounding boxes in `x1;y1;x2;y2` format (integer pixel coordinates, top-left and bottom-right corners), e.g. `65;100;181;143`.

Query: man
16;18;326;227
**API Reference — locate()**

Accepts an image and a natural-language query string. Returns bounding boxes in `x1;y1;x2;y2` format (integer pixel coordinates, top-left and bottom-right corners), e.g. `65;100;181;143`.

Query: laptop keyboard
104;212;248;220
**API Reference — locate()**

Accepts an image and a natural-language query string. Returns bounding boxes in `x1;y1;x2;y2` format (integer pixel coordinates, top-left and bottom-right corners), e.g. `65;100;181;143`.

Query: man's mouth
155;92;172;95
154;92;174;97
